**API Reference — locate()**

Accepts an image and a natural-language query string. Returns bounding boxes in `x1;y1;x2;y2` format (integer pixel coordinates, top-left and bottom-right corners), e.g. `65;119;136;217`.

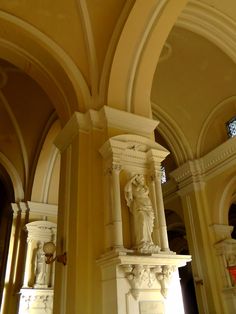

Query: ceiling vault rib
0;91;29;187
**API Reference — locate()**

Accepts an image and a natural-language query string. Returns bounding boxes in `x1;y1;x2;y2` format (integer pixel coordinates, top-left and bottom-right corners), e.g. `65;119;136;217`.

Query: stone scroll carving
124;174;160;253
122;264;176;299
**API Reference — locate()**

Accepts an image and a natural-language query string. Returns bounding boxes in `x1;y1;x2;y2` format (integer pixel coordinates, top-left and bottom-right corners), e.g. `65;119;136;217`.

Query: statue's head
135;174;145;185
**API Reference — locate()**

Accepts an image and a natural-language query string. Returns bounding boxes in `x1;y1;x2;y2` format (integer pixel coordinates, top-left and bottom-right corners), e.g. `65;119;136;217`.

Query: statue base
97;250;191;314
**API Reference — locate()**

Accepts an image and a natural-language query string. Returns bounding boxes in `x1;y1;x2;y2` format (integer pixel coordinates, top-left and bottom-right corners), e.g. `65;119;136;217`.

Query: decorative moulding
177;0;236;64
99;134;169;172
97;250;191;270
55;106;160;152
97;251;190;300
27;201;58;218
211;224;234;243
171;137;236;186
122;264;176;299
25;221;57;242
19;288;53;314
100;106;159;136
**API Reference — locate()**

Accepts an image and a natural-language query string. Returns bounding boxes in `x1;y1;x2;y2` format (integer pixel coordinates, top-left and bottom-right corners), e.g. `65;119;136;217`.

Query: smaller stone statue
124;174;160;253
34;242;48;288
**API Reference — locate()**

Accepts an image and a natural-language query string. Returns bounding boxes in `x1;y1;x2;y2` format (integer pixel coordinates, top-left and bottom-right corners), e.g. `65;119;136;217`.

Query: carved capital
110;163;122;173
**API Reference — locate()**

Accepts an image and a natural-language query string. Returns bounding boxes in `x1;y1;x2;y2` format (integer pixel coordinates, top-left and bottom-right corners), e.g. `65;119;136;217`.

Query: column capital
109;164;122;173
25;221;57;242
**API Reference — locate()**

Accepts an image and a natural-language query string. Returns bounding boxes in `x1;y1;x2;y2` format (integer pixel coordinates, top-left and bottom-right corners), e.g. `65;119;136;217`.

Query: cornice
171;137;236;185
55;106;159;152
27;201;58;218
99;134;169;172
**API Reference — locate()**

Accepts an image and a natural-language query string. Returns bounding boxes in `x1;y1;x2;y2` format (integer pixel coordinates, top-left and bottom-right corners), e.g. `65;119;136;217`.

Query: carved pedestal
99;134;191;313
98;251;191;314
18;289;53;314
18;221;56;314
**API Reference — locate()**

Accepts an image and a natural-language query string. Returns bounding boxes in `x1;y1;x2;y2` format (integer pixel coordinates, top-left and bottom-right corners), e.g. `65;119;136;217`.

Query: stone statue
34;242;48;287
124;174;160;253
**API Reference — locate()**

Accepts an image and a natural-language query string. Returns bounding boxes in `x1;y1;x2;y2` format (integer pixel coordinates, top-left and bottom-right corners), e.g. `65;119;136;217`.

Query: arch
197;96;236;157
0;91;29;186
0;152;24;202
107;0;188;117
152;102;193;165
31;120;61;204
0;11;91;123
177;0;236;65
216;176;236;225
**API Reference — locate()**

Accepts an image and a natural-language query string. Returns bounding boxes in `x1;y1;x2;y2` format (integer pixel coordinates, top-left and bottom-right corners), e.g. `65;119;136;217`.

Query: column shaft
111;167;123;248
154;173;169;251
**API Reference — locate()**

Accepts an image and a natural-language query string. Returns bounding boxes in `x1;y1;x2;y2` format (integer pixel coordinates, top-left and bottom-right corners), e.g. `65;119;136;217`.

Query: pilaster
54;106;190;314
1;203;29;314
171;160;227;314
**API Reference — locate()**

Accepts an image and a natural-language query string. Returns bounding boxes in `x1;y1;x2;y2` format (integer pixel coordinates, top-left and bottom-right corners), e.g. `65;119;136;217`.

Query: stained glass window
226;117;236;138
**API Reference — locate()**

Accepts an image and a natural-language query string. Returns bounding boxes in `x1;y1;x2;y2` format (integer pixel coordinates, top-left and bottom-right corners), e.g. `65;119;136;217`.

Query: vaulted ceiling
0;0;236;200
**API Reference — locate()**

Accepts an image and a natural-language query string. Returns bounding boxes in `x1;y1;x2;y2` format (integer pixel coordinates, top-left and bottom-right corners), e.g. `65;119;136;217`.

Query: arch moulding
0;11;91;124
0;152;24;202
107;0;188;118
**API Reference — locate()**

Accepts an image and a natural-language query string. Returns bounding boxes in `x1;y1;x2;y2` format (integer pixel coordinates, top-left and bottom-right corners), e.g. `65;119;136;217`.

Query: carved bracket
122;264;176;299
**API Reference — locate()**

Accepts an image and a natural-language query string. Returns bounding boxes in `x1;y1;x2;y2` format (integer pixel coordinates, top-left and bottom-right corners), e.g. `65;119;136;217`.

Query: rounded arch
152;102;193;165
0;11;91;123
31;119;61;204
216;176;236;225
197;96;236;157
0;152;24;202
177;0;236;66
107;0;188;117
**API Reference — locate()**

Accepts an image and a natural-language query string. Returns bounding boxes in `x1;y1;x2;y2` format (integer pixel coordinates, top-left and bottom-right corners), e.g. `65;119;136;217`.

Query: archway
0;11;91;124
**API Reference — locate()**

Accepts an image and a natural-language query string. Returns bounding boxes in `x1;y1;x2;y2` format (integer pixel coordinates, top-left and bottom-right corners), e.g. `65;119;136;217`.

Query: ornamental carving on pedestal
122;264;176;299
19;290;53;313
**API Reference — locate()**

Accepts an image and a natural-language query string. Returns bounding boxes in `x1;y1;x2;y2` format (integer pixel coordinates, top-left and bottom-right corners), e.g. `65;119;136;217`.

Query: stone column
153;170;169;251
110;164;123;249
23;238;33;288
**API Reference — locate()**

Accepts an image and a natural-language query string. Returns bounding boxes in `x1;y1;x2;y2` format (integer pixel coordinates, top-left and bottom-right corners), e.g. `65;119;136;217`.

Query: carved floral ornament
122;264;176;299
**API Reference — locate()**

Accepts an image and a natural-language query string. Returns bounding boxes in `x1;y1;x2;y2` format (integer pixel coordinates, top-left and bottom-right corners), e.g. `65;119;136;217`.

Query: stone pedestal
99;133;191;313
97;251;191;314
18;221;56;314
18;289;53;314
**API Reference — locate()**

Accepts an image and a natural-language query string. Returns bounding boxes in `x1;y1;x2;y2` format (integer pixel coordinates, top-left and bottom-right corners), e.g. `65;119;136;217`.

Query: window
161;165;167;184
226;116;236;138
